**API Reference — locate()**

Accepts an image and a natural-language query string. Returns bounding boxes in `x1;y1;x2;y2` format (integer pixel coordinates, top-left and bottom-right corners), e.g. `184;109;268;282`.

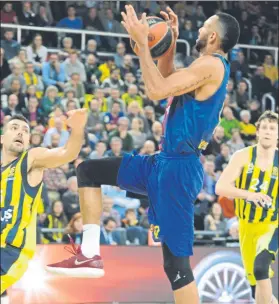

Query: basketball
130;16;174;60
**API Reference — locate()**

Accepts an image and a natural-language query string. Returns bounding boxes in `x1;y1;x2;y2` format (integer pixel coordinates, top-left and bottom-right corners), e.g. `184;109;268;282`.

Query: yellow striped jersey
235;145;278;223
1;151;43;258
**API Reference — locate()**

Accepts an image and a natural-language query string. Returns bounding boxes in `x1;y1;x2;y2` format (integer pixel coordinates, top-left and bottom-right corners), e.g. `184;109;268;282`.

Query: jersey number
250;178;269;192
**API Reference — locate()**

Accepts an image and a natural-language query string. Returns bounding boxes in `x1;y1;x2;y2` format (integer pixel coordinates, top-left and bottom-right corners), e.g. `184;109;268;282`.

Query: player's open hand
246;192;273;209
121;5;149;47
66;108;88;130
160;7;179;40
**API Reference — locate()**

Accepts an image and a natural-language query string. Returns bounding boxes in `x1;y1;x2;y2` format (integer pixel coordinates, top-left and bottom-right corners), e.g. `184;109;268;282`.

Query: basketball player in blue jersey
46;6;240;304
1;110;87;294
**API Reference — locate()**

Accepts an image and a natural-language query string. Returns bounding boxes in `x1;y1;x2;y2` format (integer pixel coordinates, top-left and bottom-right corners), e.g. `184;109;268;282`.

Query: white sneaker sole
45;266;105;278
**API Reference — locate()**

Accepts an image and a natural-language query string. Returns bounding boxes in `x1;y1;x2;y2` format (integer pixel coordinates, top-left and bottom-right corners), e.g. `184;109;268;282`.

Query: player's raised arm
215;149;272;204
29;109;87;169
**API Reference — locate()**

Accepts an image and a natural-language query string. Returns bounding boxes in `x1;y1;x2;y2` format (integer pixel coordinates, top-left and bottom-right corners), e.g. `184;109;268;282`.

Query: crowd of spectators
1;1;278;247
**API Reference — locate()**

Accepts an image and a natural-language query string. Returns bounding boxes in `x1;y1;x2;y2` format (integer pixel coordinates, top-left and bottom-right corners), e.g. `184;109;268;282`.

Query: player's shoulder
27;147;48;170
189;55;224;77
231;147;251;164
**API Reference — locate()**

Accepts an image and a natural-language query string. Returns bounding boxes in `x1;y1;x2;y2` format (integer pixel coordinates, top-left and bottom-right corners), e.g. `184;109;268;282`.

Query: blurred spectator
180;19;198;47
123;72;137;92
127;101;149;133
238;11;250;43
42;53;66;90
83;7;104;32
230;51;249;82
191;5;206;29
128;117;147;150
226;129;245;155
42;200;68;243
1;2;18;24
101;68;125;96
41;85;61;116
106;88;126;112
62;213;83;244
0;48;11;82
26;34;48;73
43;118;69;147
93;87;108;112
101;8;125;48
122;84;143;108
103;101;124;132
18;1;36;25
64;72;85;104
140;140;156;155
99;58;116;83
57;5;83;29
215;144;230;173
220;107;241;140
35;2;54;27
120;55;137;78
4;78;26;110
203;126;225;156
22;96;44;128
43;164;68;201
61;88;80;111
147;121;163;151
9;49;28;74
85;74;100;95
81;40;99;63
114;42;126;68
226;78;237;100
87;99;104;135
204;203;227;233
62;176;80;221
105;136;124;157
248;99;261;124
239;110;257;143
1;29;20;61
58;37;74;61
48;105;67;130
144;105;156;130
89;141;107;159
263;55;278;85
235;80;249;109
2;94;21;116
64;51;86;83
203;159;218;198
251;66;273;100
249;25;262;45
85;53;101;84
100;217;118;245
228;220;239;240
257;16;268;38
101;196;121;227
23;62;44;94
30;130;43;148
108;117;134;152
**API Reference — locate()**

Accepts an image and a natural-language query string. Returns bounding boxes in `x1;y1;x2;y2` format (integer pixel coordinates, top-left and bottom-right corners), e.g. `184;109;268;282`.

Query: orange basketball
130;16;174;60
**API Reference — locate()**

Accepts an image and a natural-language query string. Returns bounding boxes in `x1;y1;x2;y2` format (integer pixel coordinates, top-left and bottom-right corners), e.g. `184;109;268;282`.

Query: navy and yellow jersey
160;53;230;155
235;146;278;224
1;151;43;258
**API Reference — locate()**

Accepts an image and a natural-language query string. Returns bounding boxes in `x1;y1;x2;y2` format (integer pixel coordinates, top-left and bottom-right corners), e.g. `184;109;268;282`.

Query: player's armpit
147;56;219;100
215;149;249;199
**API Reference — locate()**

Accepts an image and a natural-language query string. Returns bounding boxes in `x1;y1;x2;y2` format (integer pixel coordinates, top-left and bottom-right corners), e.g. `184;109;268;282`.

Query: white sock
81;224;100;258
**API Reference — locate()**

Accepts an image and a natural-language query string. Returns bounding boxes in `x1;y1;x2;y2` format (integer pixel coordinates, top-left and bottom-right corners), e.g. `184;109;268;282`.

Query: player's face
195;16;218;52
2;120;30;154
257;119;278;149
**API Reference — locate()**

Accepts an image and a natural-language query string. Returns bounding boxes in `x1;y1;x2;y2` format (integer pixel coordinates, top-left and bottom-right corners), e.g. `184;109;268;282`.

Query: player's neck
200;47;226;58
256;144;276;159
1;150;20;167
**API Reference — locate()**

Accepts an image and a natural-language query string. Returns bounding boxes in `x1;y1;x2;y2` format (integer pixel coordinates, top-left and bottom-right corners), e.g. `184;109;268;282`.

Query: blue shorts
117;151;204;257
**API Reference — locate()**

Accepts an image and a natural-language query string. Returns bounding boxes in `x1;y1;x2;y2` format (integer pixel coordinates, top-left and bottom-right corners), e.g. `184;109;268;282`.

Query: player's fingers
166;7;177;20
160;11;170;21
127;5;139;25
121;11;128;22
141;12;148;26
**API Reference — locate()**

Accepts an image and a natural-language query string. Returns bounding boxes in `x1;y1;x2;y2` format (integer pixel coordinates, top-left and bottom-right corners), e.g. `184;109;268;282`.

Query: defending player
46;6;240;304
1;110;87;294
216;111;278;304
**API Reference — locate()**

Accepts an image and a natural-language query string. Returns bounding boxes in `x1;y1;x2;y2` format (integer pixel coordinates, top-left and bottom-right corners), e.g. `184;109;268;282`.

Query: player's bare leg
256;279;277;304
174;281;199;304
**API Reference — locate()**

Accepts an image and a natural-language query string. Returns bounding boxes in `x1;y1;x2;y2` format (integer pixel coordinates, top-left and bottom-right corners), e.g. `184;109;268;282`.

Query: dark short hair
255;111;278;130
103;217;116;226
4;115;30;133
216;12;240;53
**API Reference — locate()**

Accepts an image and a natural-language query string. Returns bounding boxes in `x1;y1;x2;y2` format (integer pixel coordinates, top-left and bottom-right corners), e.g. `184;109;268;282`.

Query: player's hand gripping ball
121;5;174;60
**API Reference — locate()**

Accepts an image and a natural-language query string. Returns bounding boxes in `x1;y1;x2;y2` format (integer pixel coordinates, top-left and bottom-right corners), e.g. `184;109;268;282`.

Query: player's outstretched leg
163;244;199;304
45;157;122;277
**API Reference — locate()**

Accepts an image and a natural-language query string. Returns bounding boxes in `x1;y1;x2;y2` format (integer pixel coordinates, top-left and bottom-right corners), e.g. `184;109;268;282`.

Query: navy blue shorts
117;152;204;257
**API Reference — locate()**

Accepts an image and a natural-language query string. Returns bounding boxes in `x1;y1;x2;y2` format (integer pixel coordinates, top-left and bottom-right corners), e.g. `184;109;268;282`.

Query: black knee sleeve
254;250;274;281
162;243;194;291
76;157;122;188
250;285;256;299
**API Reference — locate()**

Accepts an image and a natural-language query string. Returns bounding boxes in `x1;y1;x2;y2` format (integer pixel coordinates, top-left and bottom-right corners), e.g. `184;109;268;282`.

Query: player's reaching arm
121;5;220;101
157;7;178;77
28;109;87;170
215;149;272;207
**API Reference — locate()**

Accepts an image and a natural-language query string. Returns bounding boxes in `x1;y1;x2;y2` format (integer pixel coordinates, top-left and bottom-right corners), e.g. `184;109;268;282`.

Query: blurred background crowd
1;1;278;247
